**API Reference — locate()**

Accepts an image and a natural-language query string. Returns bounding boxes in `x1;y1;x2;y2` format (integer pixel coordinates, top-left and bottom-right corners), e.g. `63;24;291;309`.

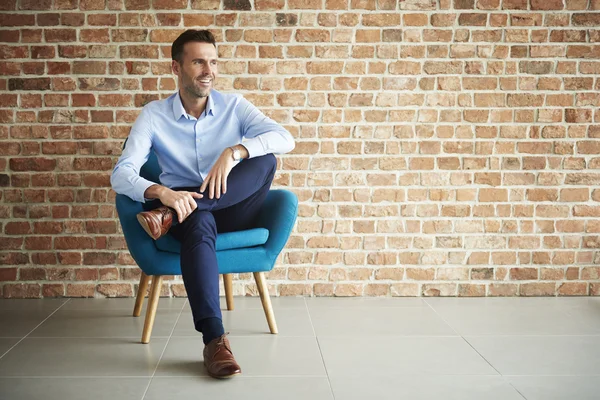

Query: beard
182;74;211;98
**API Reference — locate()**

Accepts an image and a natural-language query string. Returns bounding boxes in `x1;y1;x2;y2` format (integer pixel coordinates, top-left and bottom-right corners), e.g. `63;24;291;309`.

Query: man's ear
172;60;179;75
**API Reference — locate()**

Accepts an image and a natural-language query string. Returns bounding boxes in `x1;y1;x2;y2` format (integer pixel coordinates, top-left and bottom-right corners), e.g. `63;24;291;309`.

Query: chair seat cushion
154;228;270;254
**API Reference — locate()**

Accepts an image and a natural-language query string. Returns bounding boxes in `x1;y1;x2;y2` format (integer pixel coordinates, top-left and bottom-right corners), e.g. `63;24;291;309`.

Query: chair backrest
140;150;161;184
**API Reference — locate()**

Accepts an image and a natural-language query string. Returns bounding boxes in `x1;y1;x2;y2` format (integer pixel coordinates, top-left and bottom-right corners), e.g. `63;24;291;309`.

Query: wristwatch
229;146;241;161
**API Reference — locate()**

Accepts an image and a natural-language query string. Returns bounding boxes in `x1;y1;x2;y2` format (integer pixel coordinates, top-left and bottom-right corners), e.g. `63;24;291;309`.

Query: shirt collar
172;90;216;121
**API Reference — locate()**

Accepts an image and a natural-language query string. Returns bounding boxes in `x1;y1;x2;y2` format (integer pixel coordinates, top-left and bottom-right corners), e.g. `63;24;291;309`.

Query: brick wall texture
1;0;600;299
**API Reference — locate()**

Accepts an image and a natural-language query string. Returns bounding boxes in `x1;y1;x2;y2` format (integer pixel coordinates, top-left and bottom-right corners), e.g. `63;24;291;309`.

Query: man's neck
179;89;208;119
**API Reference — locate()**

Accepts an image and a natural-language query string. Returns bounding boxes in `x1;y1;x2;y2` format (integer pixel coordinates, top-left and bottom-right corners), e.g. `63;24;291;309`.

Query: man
110;29;295;379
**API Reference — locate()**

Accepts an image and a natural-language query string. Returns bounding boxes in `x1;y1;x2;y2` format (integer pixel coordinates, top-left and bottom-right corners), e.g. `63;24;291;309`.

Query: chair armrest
255;189;298;261
115;194;162;271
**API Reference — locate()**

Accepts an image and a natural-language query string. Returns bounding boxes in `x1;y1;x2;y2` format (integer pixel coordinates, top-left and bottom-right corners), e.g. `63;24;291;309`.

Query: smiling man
110;30;295;379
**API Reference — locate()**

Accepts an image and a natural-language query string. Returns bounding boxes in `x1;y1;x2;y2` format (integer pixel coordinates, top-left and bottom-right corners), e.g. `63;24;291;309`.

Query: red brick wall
1;0;600;298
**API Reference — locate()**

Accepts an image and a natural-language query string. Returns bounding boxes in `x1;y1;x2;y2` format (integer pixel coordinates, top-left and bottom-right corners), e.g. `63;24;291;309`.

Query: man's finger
187;194;197;211
215;171;221;199
174;203;183;223
178;200;189;221
209;177;215;200
191;192;203;199
182;198;192;219
222;173;227;195
200;177;208;193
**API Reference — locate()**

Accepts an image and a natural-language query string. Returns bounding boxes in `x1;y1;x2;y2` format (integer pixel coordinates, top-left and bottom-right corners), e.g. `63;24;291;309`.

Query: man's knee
184;210;216;238
259;153;277;176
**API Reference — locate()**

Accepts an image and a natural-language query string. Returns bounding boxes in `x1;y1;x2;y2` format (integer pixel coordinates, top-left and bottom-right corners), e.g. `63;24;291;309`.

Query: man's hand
158;188;203;223
200;148;237;200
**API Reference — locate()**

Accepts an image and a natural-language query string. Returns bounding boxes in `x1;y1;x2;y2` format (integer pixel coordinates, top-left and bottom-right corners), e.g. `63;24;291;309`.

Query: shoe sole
204;361;241;379
207;371;241;379
137;214;160;240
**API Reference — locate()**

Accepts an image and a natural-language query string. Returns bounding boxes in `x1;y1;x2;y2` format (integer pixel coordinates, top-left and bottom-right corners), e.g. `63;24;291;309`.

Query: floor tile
61;297;186;311
173;308;314;337
145;377;333;400
557;299;600;331
309;306;456;336
155;336;326;377
183;296;307;311
306;297;427;309
465;335;600;375
426;302;600;335
0;299;67;311
0;309;59;338
29;308;181;338
506;375;600;400
0;338;20;358
318;336;497;378
0;338;167;377
0;378;149;400
424;297;589;308
329;375;524;400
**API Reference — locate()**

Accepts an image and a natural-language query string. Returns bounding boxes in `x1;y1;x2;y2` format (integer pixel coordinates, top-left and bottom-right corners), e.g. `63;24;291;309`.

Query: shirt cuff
241;137;266;159
134;179;158;203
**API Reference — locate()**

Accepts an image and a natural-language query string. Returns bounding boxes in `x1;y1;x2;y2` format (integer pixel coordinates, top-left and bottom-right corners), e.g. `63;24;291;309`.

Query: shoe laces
215;332;232;353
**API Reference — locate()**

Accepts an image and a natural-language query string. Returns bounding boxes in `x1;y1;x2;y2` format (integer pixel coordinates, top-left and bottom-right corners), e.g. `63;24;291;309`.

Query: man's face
173;42;218;99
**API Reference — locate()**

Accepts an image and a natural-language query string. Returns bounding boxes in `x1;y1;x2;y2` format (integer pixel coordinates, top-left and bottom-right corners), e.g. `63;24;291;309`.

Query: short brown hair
171;29;216;64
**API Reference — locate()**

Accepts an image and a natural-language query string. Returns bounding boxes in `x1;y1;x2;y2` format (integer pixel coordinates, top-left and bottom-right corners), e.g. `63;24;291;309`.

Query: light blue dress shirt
110;89;295;203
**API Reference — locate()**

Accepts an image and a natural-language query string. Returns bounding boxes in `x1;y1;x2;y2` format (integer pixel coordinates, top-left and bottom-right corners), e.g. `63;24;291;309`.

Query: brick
502;0;526;8
8;78;51;91
531;0;564;9
520;283;555;296
351;0;375;9
223;0;252;9
288;0;321;8
572;14;600;27
459;13;487;26
403;14;428;26
557;282;587;296
454;0;474;8
95;284;132;297
42;284;64;297
3;284;41;299
422;284;457;296
66;284;95;297
120;45;158;59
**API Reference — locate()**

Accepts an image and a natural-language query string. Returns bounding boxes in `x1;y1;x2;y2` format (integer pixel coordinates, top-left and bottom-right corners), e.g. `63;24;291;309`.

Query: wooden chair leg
141;275;162;344
253;272;278;334
133;272;150;317
223;273;234;311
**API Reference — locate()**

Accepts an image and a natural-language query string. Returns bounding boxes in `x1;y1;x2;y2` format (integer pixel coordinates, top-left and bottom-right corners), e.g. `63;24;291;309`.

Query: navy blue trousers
144;154;276;333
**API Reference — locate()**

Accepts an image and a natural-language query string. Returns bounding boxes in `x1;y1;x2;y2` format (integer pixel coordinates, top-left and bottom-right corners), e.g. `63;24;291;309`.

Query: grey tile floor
0;296;599;400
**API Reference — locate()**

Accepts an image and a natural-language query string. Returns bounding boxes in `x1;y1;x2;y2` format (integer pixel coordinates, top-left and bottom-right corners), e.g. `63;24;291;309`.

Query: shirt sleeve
234;95;295;158
110;105;157;203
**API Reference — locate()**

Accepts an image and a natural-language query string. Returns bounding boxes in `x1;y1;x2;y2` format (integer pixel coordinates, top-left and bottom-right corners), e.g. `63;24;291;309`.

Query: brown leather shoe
203;333;241;379
136;206;174;240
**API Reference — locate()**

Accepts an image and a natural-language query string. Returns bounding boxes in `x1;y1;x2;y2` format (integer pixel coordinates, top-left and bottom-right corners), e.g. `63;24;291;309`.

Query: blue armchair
115;149;298;343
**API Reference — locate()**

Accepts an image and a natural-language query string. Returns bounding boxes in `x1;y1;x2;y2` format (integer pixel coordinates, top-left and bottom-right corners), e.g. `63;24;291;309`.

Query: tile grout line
422;300;527;398
305;297;337;400
422;298;505;377
505;378;529;400
0;299;72;361
139;298;188;400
